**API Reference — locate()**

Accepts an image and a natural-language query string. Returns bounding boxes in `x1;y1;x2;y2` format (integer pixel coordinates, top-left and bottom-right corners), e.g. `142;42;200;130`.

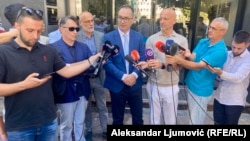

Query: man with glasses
166;17;229;124
77;11;108;139
0;8;100;141
4;3;49;45
103;5;145;125
50;15;93;141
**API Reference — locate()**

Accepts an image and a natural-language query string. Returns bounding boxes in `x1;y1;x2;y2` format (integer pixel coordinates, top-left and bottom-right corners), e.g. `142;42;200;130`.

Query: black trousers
213;99;244;125
110;86;143;125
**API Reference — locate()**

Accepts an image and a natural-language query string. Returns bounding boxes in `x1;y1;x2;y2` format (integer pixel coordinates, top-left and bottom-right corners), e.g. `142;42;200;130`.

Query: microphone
131;50;140;62
145;48;154;60
145;48;155;73
166;40;179;72
125;55;149;76
165;39;174;55
92;41;119;76
155;41;165;53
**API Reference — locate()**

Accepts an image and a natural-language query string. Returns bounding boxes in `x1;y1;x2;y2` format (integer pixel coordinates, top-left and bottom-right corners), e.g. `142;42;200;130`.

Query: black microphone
92;41;117;76
125;55;149;76
166;40;173;71
145;48;155;73
165;40;179;72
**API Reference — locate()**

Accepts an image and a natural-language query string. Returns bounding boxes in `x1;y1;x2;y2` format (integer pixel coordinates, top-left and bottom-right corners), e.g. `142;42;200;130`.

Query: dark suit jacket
103;29;145;93
77;30;105;83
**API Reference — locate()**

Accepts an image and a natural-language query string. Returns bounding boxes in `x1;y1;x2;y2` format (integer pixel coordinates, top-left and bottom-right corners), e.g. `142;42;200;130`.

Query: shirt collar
118;28;130;36
11;39;41;50
82;32;94;39
158;31;178;38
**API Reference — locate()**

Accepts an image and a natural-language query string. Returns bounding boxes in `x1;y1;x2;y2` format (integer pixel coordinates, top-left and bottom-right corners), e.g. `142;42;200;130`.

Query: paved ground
88;85;250;141
89;107;250;141
1;85;250;141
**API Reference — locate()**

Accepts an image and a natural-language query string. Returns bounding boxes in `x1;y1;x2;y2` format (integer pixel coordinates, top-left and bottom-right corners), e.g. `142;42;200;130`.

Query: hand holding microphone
91;41;120;76
155;40;180;71
125;50;149;76
145;48;156;73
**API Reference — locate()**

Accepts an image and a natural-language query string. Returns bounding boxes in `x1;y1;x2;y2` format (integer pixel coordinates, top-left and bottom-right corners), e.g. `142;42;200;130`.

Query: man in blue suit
103;5;145;125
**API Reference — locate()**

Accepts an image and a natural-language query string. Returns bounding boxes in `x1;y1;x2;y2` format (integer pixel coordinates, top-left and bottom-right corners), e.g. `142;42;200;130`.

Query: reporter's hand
88;53;102;65
147;59;162;69
207;65;222;75
22;73;51;89
137;61;148;69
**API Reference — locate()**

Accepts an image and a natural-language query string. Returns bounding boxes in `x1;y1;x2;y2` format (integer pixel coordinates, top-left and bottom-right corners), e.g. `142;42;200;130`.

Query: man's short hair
4;3;25;26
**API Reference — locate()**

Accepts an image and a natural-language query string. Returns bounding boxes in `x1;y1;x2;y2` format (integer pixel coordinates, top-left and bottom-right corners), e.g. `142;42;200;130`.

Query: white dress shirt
214;49;250;106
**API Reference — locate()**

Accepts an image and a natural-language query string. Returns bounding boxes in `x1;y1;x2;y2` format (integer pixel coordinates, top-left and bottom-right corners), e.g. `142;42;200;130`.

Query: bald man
77;11;108;139
138;8;188;125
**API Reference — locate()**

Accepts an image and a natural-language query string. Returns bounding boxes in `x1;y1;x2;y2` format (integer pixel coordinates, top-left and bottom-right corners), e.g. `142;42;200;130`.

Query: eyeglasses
16;7;43;20
62;26;80;32
208;26;224;31
118;16;133;22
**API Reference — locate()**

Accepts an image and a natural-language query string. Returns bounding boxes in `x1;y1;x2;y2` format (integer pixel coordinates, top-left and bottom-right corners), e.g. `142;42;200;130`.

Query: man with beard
0;7;100;141
77;11;108;140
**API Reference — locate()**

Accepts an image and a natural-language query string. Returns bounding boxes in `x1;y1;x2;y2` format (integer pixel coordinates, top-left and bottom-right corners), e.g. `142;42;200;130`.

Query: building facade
0;0;249;49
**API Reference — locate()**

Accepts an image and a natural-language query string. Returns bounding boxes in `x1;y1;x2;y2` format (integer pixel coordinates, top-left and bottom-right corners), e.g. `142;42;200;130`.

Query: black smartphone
38;72;56;79
203;60;214;68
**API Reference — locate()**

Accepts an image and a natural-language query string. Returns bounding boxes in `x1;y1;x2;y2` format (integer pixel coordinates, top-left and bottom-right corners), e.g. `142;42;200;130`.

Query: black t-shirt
0;39;65;131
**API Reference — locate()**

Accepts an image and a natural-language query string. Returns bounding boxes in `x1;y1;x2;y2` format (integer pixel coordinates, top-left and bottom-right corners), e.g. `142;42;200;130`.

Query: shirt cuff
132;72;138;79
121;74;128;81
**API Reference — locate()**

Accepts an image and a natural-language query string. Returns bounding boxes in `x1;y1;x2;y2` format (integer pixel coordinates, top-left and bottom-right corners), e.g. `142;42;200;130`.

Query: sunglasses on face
62;26;80;32
16;7;43;20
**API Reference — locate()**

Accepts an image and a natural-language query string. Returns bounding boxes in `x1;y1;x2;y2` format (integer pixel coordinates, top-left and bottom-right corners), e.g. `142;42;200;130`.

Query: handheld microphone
165;39;174;55
111;45;119;56
145;48;155;73
155;41;165;53
145;48;154;60
125;55;149;76
131;50;140;62
92;41;119;76
167;41;179;72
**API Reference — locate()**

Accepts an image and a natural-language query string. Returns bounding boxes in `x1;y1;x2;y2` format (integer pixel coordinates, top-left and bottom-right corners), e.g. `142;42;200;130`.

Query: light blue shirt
185;38;228;96
82;34;96;55
48;29;62;44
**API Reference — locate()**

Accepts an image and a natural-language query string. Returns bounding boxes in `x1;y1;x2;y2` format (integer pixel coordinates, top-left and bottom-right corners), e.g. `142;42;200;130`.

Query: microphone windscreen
165;39;174;54
169;42;178;56
145;48;154;60
112;45;119;55
155;41;165;53
131;50;140;61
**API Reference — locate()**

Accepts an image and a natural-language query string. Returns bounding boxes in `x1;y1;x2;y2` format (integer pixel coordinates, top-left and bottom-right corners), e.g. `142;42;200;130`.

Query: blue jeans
57;96;88;141
7;118;58;141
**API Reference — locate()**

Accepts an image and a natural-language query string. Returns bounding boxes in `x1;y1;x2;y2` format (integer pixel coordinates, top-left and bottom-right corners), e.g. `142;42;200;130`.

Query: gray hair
59;15;78;26
212;17;229;30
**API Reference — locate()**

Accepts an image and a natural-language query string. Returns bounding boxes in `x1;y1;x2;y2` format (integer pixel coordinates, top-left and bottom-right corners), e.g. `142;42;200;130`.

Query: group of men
0;2;250;141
